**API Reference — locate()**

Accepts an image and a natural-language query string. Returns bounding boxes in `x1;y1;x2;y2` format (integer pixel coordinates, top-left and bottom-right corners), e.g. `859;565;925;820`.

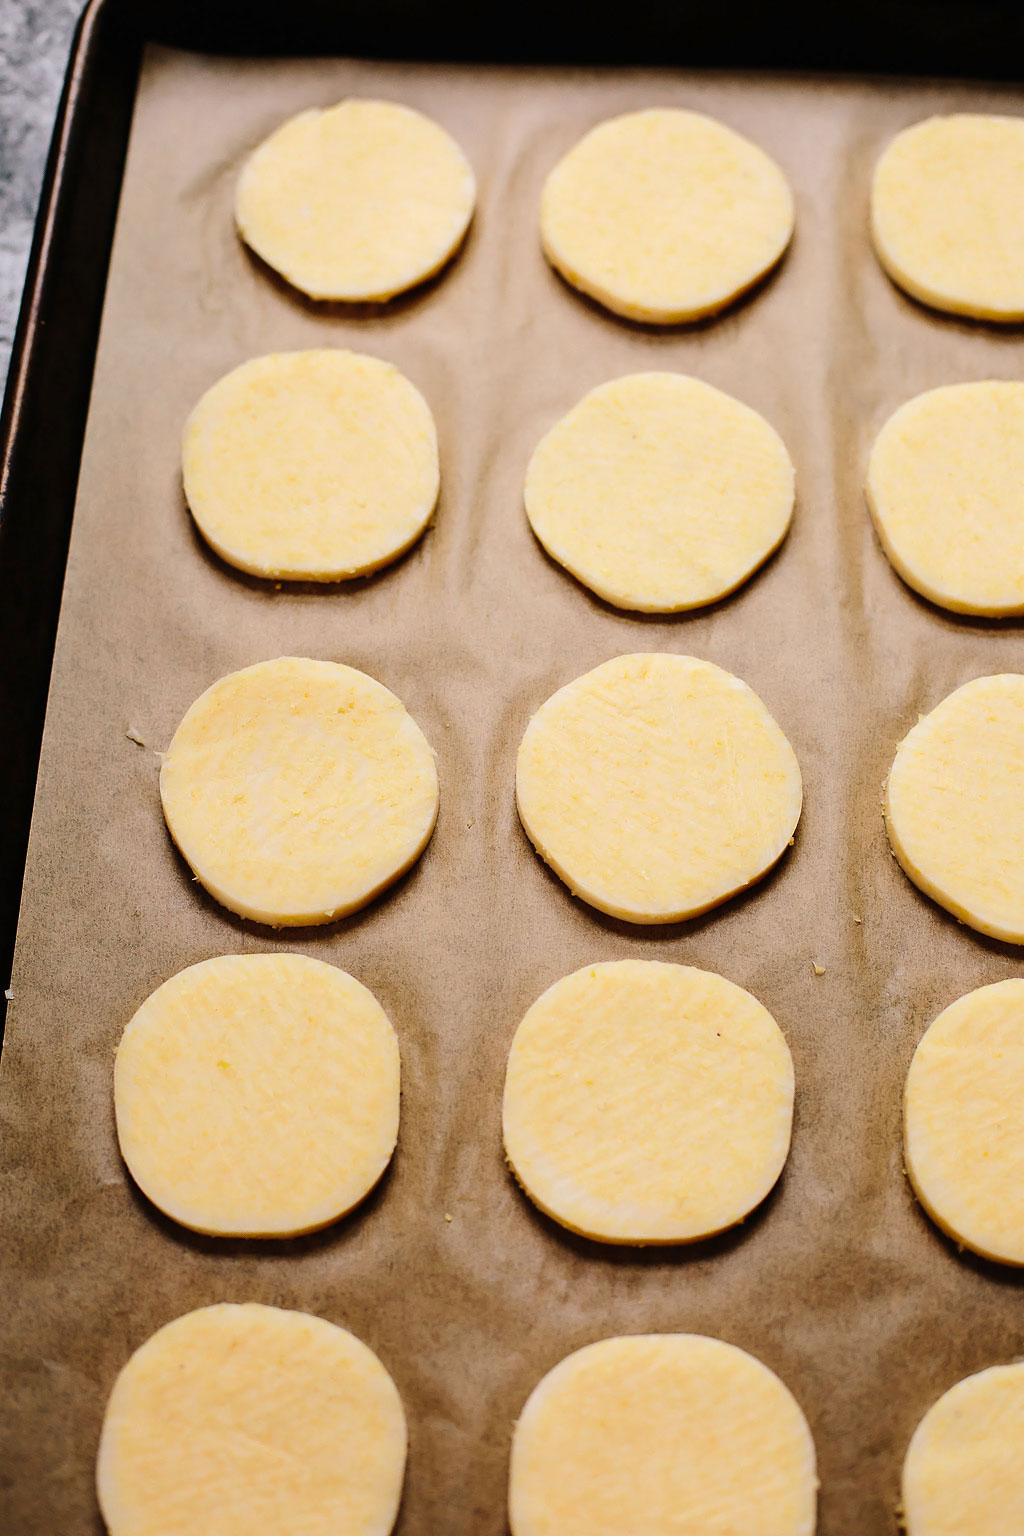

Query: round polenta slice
114;954;400;1237
503;960;794;1243
509;1334;817;1536
902;1362;1024;1534
235;98;475;301
515;653;801;923
885;674;1024;943
525;372;794;611
871;115;1024;320
97;1304;407;1536
182;351;439;582
540;108;793;323
160;657;439;926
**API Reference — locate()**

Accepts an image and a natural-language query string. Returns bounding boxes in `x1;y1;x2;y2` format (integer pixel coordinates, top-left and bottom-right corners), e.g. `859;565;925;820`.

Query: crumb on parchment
812;963;826;976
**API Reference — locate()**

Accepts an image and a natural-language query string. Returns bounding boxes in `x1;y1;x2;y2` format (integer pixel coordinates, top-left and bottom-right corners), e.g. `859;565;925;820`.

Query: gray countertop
0;0;81;395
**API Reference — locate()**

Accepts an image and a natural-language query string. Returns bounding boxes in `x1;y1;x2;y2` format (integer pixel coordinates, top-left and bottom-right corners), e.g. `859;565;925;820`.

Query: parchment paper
3;45;1024;1535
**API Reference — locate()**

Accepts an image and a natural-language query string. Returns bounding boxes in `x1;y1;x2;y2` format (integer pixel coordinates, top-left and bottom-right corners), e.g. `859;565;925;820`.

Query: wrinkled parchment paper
3;45;1024;1535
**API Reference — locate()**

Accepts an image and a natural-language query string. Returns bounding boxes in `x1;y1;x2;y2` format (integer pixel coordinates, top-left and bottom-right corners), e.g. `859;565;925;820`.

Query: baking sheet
4;44;1024;1535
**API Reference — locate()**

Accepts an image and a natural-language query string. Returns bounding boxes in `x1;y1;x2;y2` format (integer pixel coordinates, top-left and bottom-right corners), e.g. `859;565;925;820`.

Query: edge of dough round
235;99;476;302
540;108;794;324
182;350;440;583
113;954;401;1238
884;674;1024;944
97;1303;407;1536
902;1361;1024;1535
502;960;795;1244
509;1333;818;1536
159;657;439;927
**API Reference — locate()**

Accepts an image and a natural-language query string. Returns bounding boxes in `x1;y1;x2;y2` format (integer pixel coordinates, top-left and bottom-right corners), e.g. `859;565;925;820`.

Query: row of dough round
235;96;1024;327
159;653;1024;945
94;1300;1024;1536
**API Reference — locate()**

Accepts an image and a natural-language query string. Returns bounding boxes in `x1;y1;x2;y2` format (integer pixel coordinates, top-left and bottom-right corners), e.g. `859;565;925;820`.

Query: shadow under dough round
97;1304;407;1536
235;98;475;301
182;350;439;581
114;954;400;1237
503;960;794;1244
902;1361;1024;1535
159;656;439;926
871;114;1024;320
509;1334;817;1536
540;108;794;323
885;674;1024;943
515;653;802;924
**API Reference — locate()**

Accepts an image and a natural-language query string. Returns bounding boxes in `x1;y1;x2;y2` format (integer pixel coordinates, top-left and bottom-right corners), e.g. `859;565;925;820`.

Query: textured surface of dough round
885;674;1024;943
235;98;475;301
904;979;1024;1265
525;373;794;612
114;954;400;1237
871;115;1024;320
97;1304;406;1536
509;1333;817;1536
540;108;794;323
902;1362;1024;1535
515;654;801;923
503;960;794;1244
160;657;438;926
182;351;439;581
867;382;1024;615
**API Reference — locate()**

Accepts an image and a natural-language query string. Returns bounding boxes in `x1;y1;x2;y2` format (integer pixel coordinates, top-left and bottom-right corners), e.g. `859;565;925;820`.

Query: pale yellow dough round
904;979;1024;1265
867;382;1024;615
97;1304;406;1536
885;674;1024;943
525;373;794;612
235;98;475;302
515;654;801;923
540;108;794;323
160;657;438;926
503;960;794;1244
182;351;439;582
871;115;1024;320
902;1362;1024;1535
509;1333;817;1536
114;954;400;1237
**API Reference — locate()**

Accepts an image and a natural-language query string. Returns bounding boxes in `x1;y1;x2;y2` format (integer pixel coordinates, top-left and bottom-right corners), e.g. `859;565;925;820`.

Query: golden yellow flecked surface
235;98;475;301
525;372;794;612
867;382;1024;616
515;653;801;923
114;954;400;1237
182;350;439;581
160;657;438;926
540;108;793;323
902;1362;1024;1535
503;960;794;1244
96;1304;406;1536
871;115;1024;320
904;979;1024;1266
509;1334;817;1536
885;674;1024;943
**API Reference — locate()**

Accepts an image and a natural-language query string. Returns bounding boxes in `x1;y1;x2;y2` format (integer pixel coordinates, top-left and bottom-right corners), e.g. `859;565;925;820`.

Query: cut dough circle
503;960;794;1244
515;653;801;924
235;98;475;302
540;108;794;323
885;674;1024;943
904;978;1024;1266
114;954;400;1237
871;115;1024;320
525;373;794;612
867;381;1024;616
182;350;439;582
160;657;438;926
509;1333;817;1536
96;1303;406;1536
902;1361;1024;1535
